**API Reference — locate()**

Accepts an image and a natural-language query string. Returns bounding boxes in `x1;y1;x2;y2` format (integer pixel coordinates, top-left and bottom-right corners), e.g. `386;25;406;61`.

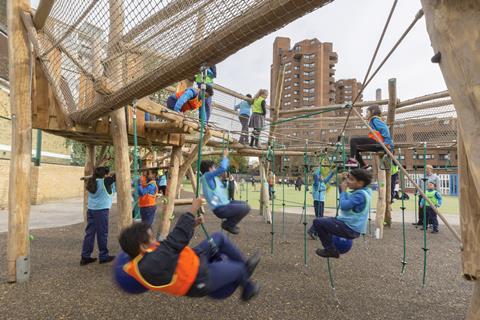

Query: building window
414;154;435;160
303;63;315;68
285;85;291;90
303;79;315;85
439;154;450;160
293;98;299;103
294;45;302;52
284;102;291;106
303;71;315;77
284;93;291;98
293;90;299;95
294;82;299;87
294;66;300;70
285;62;291;68
294;74;300;78
303;88;314;93
304;54;316;59
285;70;292;74
284;77;291;82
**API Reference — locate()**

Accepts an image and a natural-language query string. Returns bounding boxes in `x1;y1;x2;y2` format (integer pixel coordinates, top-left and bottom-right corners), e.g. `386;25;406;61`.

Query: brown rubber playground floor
0;203;472;320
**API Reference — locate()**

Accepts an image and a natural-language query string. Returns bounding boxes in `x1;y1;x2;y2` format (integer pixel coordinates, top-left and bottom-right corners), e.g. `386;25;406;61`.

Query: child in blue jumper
348;105;394;169
80;167;116;265
420;181;442;233
200;149;250;234
166;83;214;122
137;169;158;227
307;165;335;240
156;170;168;196
312;169;372;258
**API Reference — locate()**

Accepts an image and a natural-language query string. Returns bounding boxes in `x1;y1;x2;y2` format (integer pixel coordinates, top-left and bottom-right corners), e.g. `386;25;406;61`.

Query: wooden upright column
7;0;33;283
108;0;132;230
421;2;480;316
83;145;95;222
384;78;397;227
374;155;386;239
159;146;182;238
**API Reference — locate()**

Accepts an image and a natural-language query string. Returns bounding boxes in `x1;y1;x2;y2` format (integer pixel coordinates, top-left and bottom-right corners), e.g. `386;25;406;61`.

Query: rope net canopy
32;0;334;124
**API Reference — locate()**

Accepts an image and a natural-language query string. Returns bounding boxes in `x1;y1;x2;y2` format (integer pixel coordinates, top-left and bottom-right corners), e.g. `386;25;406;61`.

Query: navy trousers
81;209;110;259
313;200;325;218
426;207;439;231
213;200;250;228
312;217;360;251
194;233;254;299
140;206;157;227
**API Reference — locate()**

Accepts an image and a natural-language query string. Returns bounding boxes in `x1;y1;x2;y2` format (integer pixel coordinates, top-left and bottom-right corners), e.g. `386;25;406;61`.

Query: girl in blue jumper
234;94;252;144
307;165;335;239
348;105;394;169
80;167;116;265
312;169;372;258
200;149;250;234
156;170;167;196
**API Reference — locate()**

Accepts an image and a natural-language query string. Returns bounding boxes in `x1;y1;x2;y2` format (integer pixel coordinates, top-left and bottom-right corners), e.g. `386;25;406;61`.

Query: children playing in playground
200;149;251;234
312;168;372;258
80;166;116;266
234;94;252;144
166;80;214;122
156;170;167;196
348;105;394;169
419;181;442;233
249;89;268;148
137;169;159;227
118;197;261;301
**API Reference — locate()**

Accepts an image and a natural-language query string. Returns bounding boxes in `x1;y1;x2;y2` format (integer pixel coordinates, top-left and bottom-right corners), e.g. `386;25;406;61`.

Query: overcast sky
216;0;447;104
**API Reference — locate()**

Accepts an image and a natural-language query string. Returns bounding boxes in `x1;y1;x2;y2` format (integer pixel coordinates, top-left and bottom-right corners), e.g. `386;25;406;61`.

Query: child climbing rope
166;80;214;122
118;198;261;301
348;105;394;169
137;169;159;227
234;94;252;144
249;89;268;148
80;166;116;266
312;169;372;258
419;181;442;233
200;149;250;234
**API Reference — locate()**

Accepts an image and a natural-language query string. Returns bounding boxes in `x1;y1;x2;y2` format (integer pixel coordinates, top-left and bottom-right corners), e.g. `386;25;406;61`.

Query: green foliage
65;140;115;167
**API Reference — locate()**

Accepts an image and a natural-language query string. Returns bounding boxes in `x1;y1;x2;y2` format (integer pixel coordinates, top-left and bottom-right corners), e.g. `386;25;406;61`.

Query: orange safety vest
139;180;158;208
123;242;200;296
367;116;385;143
140;175;147;187
176;90;202;112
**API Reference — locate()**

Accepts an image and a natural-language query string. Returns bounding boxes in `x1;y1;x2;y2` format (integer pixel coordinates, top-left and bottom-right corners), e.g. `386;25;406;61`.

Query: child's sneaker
431;230;439;234
315;248;340;259
345;159;359;167
307;230;317;240
241;282;260;302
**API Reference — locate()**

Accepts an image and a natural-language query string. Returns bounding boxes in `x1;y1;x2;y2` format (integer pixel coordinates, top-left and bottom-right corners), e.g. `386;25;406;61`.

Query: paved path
0;196;117;233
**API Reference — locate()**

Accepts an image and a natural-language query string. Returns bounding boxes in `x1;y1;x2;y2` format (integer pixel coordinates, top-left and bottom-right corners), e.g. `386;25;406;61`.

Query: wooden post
7;0;32;283
384;78;397;227
32;0;54;30
159;146;182;238
421;2;480;313
83;145;95;222
108;0;132;231
259;158;271;223
374;154;386;239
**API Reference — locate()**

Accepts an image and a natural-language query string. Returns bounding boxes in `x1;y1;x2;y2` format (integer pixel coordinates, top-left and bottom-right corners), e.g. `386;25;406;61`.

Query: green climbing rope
398;148;407;273
282;147;286;243
413;149;418;223
270;140;276;255
421;142;428;287
302;140;309;266
132;100;141;220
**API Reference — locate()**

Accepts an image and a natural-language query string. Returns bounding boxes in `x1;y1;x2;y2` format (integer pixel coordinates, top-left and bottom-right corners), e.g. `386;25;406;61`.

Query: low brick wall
0;159;84;209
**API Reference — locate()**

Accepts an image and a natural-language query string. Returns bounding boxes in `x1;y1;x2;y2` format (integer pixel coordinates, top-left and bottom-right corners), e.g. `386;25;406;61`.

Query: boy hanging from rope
312;169;372;258
348;105;394;170
119;198;261;301
200;149;250;234
307;162;336;240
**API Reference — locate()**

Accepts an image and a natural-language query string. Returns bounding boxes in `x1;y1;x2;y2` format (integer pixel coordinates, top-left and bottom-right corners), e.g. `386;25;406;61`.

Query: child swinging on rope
312;169;372;258
200;149;250;234
118;198;261;301
348;105;394;169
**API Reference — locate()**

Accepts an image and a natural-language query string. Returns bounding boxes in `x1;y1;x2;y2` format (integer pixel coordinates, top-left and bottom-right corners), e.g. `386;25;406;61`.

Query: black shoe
431;230;439;234
241;282;260;302
221;222;240;235
412;222;423;226
99;255;116;264
307;230;317;240
80;257;97;266
315;248;340;259
246;252;261;277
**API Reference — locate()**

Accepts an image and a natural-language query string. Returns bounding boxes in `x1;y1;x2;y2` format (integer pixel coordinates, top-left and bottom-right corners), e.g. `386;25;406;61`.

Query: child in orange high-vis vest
348;105;394;169
137;169;158;227
119;198;261;301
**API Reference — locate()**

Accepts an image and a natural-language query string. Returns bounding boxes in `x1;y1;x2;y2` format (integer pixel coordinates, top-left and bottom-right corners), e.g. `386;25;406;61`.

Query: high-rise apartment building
334;78;363;116
270;37;338;151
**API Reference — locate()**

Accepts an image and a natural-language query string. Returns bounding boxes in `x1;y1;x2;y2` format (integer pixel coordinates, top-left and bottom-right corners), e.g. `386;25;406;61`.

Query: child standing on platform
419;181;442;233
200;149;250;234
249;89;268;148
80;167;116;265
234;94;252;144
312;169;372;258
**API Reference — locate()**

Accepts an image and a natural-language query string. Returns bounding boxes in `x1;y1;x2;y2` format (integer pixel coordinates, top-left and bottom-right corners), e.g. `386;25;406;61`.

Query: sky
215;0;447;104
29;0;447;103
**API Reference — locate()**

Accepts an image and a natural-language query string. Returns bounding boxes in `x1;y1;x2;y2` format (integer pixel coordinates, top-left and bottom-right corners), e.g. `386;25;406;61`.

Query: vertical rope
132;100;140;220
282;147;286;243
413;149;418;223
270;140;276;255
398;148;407;274
421;142;428;287
302;140;310;265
